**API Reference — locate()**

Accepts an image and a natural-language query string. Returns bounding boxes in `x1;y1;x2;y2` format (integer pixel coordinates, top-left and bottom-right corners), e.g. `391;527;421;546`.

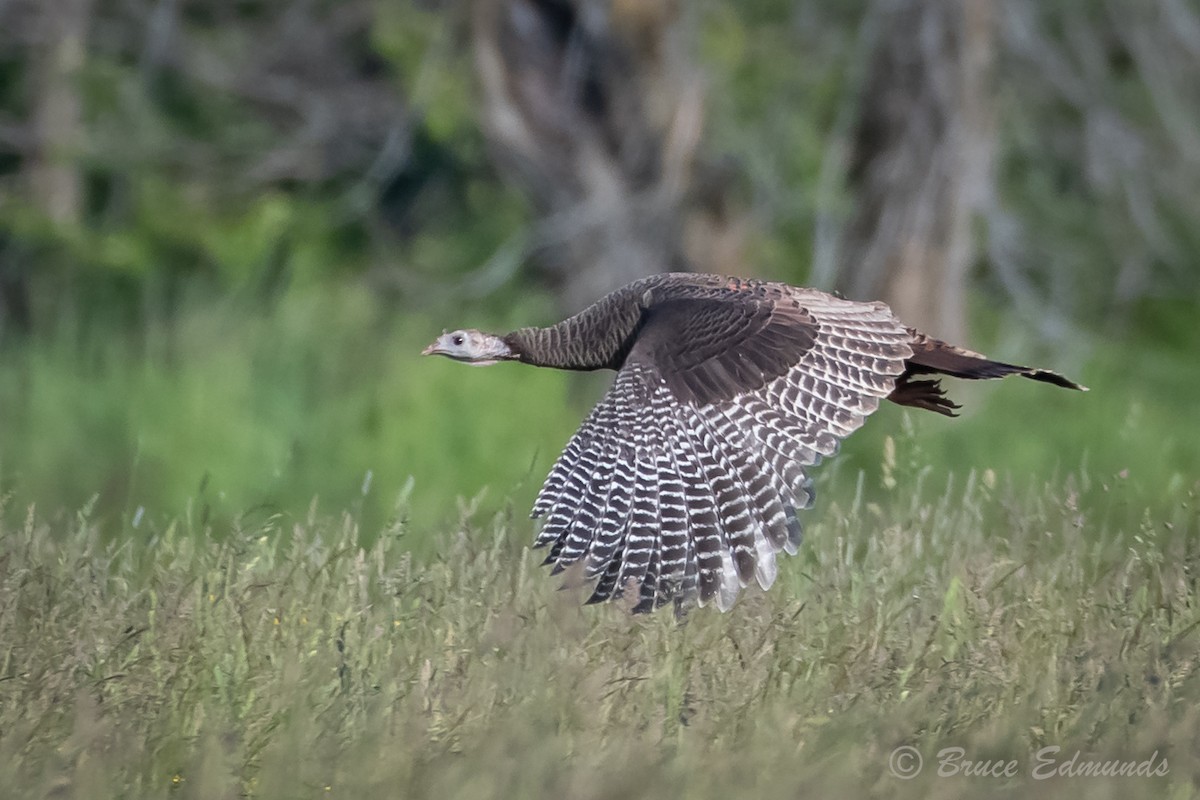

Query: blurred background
0;0;1196;543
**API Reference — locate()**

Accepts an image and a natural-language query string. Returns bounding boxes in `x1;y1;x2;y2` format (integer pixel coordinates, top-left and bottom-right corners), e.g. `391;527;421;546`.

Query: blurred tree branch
0;0;1196;342
994;0;1200;331
472;0;744;312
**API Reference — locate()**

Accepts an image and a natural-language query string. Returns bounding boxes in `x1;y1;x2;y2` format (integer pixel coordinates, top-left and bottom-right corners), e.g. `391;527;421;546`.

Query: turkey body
438;273;1084;613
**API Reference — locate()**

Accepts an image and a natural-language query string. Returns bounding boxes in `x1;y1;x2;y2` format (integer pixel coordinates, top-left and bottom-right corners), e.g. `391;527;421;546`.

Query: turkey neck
502;283;647;372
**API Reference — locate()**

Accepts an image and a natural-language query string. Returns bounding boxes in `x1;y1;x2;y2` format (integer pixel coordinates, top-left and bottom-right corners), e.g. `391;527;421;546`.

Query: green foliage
698;0;869;283
1;470;1197;798
0;2;1194;544
0;272;1196;549
0;285;578;541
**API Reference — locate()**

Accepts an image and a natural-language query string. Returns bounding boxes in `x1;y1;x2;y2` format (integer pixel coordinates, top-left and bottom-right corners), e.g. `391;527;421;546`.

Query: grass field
2;460;1197;799
0;288;1197;798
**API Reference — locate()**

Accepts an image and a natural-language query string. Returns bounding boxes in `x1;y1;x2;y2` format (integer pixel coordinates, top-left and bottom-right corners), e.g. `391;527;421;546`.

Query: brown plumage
423;273;1085;614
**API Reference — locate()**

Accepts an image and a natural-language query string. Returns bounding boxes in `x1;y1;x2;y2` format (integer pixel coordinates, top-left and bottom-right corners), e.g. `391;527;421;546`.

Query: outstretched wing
532;288;913;612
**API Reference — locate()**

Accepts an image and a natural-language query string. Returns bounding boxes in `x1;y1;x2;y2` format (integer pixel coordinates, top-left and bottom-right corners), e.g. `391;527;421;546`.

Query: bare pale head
421;329;515;366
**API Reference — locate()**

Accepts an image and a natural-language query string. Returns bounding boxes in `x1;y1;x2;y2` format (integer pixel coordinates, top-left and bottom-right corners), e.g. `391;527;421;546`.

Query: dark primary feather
493;272;1085;613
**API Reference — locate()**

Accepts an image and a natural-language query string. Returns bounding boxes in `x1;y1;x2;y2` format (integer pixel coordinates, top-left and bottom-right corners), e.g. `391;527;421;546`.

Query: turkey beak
423;330;450;357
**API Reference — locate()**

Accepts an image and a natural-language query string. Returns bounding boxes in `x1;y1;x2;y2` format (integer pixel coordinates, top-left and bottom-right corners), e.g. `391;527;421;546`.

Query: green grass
1;468;1197;799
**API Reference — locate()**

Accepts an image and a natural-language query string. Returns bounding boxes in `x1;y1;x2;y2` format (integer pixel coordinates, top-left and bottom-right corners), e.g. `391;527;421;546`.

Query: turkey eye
452;335;464;346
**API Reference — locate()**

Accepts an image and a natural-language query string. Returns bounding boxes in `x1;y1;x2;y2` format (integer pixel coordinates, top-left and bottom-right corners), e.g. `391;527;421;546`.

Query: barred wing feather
532;290;913;612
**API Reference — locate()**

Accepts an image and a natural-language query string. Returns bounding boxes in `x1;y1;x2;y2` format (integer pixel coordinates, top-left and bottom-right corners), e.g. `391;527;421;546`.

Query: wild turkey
423;273;1084;613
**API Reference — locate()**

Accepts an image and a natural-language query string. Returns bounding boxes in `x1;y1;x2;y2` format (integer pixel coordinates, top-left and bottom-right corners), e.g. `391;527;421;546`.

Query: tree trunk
28;0;93;226
2;0;95;339
472;0;739;312
832;0;994;342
